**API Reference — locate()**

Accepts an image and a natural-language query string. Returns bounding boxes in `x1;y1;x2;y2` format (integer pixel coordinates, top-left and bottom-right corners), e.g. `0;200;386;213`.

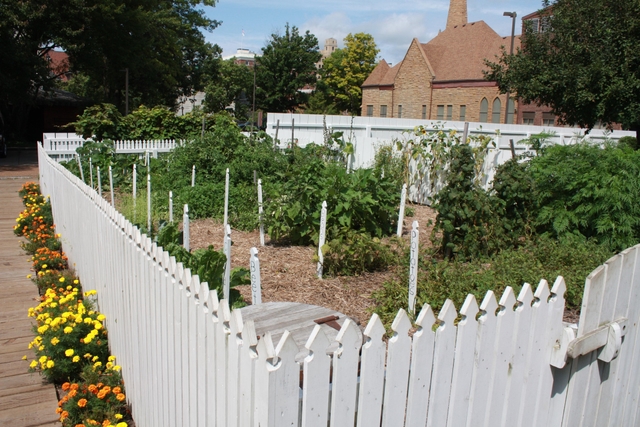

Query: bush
322;232;403;276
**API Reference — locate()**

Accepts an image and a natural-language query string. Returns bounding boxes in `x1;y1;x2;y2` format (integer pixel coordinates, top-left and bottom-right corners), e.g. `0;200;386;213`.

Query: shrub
322;232;403;276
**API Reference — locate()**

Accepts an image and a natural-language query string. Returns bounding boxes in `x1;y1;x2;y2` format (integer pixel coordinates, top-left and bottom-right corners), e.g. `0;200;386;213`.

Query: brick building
361;0;521;124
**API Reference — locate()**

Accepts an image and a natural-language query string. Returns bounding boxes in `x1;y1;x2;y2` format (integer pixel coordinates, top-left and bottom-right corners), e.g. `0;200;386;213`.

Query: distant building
361;0;520;123
223;48;260;67
318;38;338;68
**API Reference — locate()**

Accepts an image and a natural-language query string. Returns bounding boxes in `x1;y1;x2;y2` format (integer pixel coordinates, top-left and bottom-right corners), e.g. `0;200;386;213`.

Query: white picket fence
38;144;640;427
42;132;181;162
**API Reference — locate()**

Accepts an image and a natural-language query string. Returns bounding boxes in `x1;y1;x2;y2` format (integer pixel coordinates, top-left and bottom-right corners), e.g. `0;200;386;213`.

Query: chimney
446;0;467;29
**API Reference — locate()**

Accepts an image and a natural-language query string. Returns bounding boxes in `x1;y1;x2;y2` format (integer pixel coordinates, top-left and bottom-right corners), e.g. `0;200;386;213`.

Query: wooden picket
37;144;640;427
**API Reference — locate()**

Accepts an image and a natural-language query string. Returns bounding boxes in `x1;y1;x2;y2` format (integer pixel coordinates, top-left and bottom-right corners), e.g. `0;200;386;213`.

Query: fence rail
42;133;181;162
38;144;640;427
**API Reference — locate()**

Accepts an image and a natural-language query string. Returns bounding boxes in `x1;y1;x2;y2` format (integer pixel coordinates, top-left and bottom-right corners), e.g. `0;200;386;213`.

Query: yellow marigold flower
42;264;47;269
93;321;103;330
29;360;37;369
50;337;60;345
84;317;92;324
73;279;79;285
92;355;99;362
37;325;48;334
38;345;44;351
46;360;54;369
97;314;106;321
84;353;92;358
116;422;127;427
65;349;74;357
50;302;58;308
72;355;80;362
39;355;47;363
106;362;113;369
22;355;27;360
113;365;121;372
108;356;116;362
114;414;123;420
59;277;65;283
26;274;32;279
84;336;93;344
93;361;102;368
64;326;73;334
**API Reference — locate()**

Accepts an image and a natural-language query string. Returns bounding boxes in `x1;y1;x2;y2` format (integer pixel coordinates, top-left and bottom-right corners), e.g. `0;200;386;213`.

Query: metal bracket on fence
552;317;628;367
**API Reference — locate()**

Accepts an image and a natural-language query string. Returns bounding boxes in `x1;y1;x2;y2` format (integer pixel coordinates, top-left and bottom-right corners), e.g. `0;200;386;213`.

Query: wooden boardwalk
0;151;60;427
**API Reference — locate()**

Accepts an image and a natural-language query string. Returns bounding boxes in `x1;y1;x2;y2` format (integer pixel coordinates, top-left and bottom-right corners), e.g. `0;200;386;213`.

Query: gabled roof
421;20;521;82
362;59;403;87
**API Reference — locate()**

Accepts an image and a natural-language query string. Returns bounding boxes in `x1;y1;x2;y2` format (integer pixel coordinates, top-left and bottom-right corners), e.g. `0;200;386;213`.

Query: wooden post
169;191;173;223
409;220;419;314
253;170;257;185
223;225;231;300
509;139;516;158
191;165;196;187
250;247;261;305
397;183;407;237
258;179;264;246
89;157;93;189
183;204;190;252
223;168;230;232
462;121;469;144
97;166;102;197
291;118;295;149
317;201;327;279
147;174;151;233
275;119;280;147
76;154;85;183
109;165;115;205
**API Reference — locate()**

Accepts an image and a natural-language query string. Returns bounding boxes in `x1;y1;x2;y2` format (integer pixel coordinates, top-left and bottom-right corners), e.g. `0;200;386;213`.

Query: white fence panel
36;144;640;427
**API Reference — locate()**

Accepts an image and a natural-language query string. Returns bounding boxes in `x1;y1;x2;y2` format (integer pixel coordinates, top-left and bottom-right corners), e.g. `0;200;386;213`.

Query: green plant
372;143;405;188
321;232;402;276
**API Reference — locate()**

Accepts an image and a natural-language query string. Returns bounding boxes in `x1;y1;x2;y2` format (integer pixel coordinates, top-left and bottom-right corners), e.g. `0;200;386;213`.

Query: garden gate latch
314;315;342;332
550;317;627;368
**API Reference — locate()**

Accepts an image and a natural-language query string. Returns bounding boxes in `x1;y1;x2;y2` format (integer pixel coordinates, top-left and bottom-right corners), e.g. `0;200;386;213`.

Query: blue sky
200;0;544;65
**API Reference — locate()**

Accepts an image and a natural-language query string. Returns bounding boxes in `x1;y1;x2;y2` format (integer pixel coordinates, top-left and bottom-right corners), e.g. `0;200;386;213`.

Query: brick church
361;0;537;125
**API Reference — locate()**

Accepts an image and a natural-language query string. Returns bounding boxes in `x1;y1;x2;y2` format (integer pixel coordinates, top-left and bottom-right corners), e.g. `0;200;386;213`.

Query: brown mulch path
190;203;437;328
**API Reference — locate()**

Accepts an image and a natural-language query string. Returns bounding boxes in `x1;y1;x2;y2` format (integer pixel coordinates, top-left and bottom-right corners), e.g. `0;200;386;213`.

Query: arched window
479;98;488;122
492;98;501;123
506;98;515;124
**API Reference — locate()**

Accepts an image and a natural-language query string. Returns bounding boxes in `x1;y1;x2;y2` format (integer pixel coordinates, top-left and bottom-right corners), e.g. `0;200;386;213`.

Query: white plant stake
183;204;190;252
409;220;419;314
317;201;327;279
76;154;85;183
109;166;114;206
223;168;230;232
97;166;102;197
169;191;173;223
223;224;231;300
147;174;151;233
397;183;407;237
191;165;196;187
250;247;262;304
145;150;150;173
258;179;264;246
89;158;94;189
132;164;137;222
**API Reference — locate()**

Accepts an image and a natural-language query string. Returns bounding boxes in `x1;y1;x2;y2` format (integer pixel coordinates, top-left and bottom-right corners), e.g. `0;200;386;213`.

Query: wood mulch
189;203;438;328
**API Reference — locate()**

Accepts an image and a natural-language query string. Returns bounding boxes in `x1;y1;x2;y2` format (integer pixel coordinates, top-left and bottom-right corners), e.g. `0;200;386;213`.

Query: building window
398;105;403;118
523;112;535;125
542;112;555;126
380;105;387;118
479;98;489;122
492;98;502;123
446;105;453;120
459;105;466;122
422;105;427;119
366;105;373;117
437;105;444;120
506;98;515;124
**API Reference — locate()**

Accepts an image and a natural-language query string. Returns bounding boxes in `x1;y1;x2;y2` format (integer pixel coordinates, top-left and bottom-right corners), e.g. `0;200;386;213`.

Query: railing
42;133;181;162
38;142;640;427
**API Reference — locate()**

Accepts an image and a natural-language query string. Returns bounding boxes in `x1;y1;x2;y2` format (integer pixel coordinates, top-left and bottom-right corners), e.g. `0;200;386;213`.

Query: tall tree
255;24;321;113
485;0;640;138
322;33;379;115
0;0;220;139
204;58;253;119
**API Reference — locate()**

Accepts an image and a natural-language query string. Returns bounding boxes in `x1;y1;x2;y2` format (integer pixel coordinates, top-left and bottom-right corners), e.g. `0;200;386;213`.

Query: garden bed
189;203;437;327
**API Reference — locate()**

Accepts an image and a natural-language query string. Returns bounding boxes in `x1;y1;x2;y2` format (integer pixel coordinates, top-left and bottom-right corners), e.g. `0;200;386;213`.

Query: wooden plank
301;325;331;427
381;309;412;427
329;319;362;426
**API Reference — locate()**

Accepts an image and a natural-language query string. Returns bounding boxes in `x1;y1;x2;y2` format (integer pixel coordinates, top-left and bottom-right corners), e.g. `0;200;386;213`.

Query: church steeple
446;0;468;29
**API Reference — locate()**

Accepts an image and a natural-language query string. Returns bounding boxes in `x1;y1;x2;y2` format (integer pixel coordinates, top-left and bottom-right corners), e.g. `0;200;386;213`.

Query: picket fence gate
37;143;640;427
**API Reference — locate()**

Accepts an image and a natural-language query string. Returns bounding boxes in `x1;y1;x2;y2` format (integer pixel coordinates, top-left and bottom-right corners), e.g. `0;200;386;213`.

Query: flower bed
15;182;132;427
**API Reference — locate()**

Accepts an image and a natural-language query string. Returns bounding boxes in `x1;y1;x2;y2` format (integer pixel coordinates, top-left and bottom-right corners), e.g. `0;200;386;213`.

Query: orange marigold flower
88;384;98;393
61;382;71;391
77;398;88;408
97;390;107;399
60;411;69;420
68;389;77;398
56;407;63;414
116;393;126;401
102;420;111;427
101;386;111;394
70;383;79;391
112;386;121;394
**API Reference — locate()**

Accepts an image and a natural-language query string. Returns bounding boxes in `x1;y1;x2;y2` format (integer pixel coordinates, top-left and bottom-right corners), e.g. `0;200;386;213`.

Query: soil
189;203;438;328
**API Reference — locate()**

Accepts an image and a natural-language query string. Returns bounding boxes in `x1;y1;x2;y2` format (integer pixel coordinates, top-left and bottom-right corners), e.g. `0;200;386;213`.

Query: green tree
204;59;253;120
255;24;321;113
322;33;379;115
485;0;640;138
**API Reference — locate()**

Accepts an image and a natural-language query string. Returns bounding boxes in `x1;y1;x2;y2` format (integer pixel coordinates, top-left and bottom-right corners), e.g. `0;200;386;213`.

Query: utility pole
503;12;517;124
